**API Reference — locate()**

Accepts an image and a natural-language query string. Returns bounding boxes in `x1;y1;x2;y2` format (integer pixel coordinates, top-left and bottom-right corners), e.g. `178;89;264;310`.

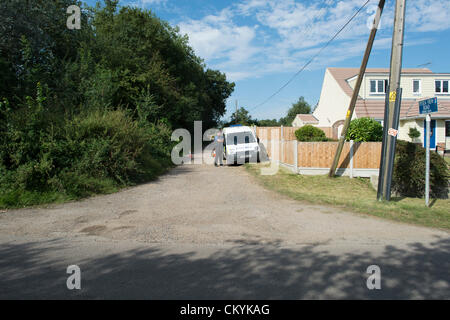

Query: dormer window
413;80;421;95
370;79;388;94
435;80;449;94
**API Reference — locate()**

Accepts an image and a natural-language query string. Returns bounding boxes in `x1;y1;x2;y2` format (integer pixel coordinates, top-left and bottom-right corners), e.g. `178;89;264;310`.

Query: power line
250;0;371;111
417;62;432;68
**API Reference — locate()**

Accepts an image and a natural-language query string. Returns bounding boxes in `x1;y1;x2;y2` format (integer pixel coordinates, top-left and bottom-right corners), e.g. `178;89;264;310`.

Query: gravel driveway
0;161;449;299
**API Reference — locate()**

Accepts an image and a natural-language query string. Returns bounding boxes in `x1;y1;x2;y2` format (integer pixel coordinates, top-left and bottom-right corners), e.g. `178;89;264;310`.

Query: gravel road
0;161;449;299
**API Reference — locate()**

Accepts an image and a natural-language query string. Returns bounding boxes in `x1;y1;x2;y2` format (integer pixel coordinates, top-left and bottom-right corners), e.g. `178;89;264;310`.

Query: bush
408;127;421;140
295;125;327;142
0;92;173;207
392;140;449;198
346;118;382;142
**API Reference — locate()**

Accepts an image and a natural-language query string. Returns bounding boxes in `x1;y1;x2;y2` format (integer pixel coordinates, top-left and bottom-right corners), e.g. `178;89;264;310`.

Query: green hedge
0;92;173;207
295;125;328;142
346;117;382;142
392;140;449;198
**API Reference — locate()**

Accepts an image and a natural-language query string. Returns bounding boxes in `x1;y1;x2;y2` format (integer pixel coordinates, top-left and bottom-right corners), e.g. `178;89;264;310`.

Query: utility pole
377;0;407;201
235;100;238;124
329;0;386;177
425;113;431;206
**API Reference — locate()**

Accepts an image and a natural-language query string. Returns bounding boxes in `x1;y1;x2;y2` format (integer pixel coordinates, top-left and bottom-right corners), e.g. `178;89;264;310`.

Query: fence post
350;140;354;179
280;126;284;164
293;140;298;173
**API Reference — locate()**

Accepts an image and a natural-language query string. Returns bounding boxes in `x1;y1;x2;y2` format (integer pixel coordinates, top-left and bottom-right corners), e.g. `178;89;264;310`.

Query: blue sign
419;98;438;114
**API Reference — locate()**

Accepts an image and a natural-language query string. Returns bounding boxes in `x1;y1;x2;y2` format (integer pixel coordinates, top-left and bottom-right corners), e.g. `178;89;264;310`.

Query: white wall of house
399;118;447;148
292;118;304;127
398;119;418;142
436;120;446;147
313;69;352;127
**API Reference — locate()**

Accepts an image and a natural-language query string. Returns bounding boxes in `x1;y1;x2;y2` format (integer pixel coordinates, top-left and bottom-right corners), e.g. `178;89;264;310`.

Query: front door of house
423;119;436;149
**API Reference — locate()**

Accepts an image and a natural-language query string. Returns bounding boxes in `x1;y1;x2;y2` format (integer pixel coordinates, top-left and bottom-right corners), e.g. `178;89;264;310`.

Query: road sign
418;98;438;207
425;115;431;207
419;98;438;114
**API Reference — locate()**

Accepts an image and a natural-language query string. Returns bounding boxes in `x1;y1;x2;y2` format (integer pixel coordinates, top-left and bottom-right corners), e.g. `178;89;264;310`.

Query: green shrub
295;125;327;142
392;140;449;198
408;127;421;140
346;118;383;142
0;92;173;207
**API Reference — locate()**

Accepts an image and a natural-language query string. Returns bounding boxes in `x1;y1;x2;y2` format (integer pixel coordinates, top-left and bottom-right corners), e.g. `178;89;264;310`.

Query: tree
346;118;383;142
230;107;254;126
0;0;87;108
0;0;235;207
89;1;234;129
280;97;311;126
256;119;279;127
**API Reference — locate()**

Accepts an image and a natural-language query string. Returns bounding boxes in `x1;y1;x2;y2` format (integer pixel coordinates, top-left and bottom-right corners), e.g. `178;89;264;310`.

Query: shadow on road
0;237;449;299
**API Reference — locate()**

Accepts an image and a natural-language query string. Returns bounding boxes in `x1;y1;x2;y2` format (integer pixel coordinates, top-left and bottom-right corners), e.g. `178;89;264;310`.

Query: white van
222;125;260;165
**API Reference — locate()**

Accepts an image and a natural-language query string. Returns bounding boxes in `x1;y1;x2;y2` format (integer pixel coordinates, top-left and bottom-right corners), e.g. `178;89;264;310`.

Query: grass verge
0;179;120;209
245;163;450;230
0;168;170;209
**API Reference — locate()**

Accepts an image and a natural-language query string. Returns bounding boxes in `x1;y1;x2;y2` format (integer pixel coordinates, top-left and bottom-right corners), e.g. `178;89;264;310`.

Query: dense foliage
295;125;327;142
256;119;280;127
234;96;313;127
346;118;383;142
228;107;257;126
0;0;234;207
392;140;449;198
279;97;312;126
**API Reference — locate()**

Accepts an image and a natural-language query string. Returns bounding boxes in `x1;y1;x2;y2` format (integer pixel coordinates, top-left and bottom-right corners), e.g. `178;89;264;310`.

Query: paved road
0;162;449;299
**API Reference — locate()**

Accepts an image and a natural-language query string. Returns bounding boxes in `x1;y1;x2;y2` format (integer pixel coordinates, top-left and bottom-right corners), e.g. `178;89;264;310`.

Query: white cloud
178;9;260;70
130;0;167;8
141;0;166;4
407;0;450;32
174;0;450;82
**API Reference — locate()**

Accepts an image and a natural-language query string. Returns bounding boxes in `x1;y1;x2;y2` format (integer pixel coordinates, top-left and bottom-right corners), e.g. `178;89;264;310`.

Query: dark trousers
215;144;223;165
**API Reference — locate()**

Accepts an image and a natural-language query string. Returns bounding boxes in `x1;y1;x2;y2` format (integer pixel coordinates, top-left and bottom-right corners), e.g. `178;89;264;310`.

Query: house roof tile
295;114;319;123
355;99;450;120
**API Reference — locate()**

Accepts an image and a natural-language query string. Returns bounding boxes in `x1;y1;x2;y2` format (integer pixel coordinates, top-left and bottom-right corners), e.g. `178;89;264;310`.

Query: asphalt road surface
0;161;449;299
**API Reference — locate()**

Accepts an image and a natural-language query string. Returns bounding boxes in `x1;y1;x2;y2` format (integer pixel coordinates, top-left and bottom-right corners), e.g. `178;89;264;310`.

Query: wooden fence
255;126;382;177
256;126;333;140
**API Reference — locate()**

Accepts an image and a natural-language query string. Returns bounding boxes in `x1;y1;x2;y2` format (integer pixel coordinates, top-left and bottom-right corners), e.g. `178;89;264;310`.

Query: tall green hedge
392;140;449;198
0;85;174;207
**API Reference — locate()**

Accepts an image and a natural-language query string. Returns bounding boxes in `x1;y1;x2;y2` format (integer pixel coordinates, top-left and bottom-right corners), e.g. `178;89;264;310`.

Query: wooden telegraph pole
236;100;239;124
377;0;407;201
329;0;386;177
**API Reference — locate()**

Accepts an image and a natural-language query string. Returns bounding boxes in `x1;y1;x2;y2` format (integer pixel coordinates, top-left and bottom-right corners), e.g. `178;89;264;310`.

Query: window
413;80;421;94
446;121;450;137
435;80;449;94
370;79;388;94
370;80;376;93
227;132;256;145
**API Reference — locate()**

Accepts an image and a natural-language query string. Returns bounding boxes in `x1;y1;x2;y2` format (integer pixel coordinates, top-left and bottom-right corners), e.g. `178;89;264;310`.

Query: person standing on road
214;131;224;167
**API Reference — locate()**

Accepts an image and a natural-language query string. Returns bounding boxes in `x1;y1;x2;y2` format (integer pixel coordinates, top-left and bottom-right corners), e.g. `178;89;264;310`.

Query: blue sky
83;0;450;121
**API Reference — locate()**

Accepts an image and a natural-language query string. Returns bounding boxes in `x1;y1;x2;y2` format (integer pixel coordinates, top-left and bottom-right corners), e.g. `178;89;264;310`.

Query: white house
311;68;450;151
